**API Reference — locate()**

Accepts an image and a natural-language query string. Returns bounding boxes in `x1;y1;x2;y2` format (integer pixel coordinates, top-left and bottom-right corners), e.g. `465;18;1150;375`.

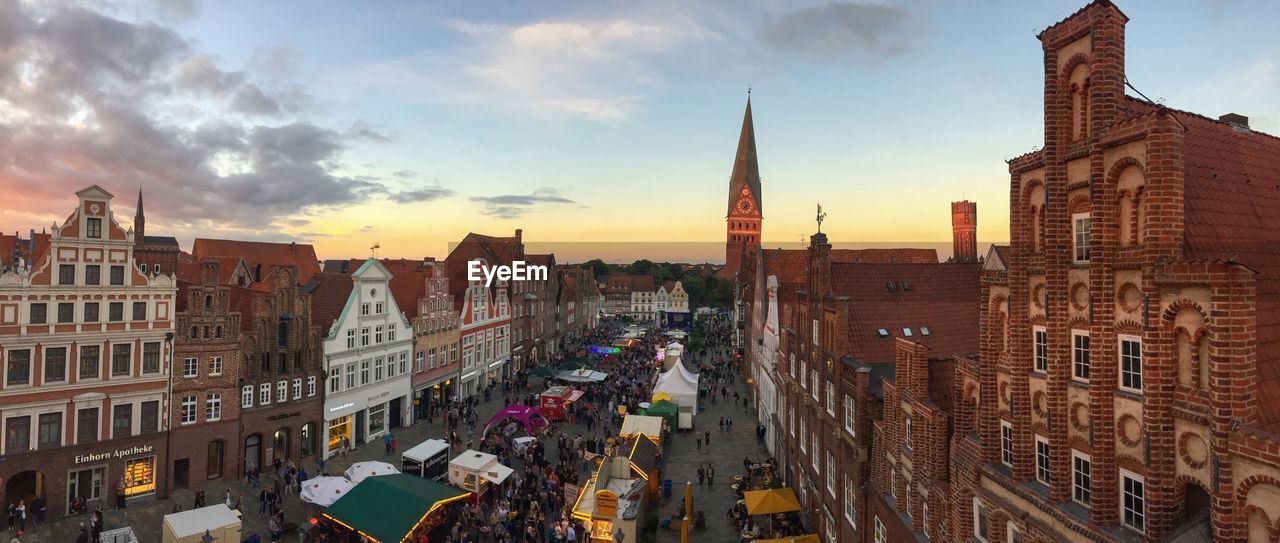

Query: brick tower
720;95;762;279
951;200;977;262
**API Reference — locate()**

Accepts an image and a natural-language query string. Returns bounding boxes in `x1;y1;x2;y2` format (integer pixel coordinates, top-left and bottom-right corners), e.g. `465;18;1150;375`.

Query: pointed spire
134;187;145;241
727;93;762;217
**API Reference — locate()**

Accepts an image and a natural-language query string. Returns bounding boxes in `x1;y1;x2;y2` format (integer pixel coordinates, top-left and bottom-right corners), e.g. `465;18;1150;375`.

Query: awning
485;463;514;485
743;488;801;515
566;390;586;402
488;359;507;369
461;371;477;380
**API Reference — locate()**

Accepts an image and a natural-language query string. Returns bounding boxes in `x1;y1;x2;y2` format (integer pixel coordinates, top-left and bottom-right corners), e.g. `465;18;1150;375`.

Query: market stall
638;400;679;430
322;474;470;543
448;449;515;495
401;438;450;481
557;368;609;383
161;504;241;543
344;460;400;484
618;414;665;447
651;364;698;429
539;385;585;421
300;476;355;507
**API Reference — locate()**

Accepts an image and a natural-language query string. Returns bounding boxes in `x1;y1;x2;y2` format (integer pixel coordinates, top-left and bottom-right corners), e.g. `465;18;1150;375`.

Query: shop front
412;376;454;420
0;432;168;518
322;377;412;459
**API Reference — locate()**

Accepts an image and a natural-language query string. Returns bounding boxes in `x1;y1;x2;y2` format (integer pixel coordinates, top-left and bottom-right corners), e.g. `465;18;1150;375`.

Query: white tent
652;369;698;411
300;476;355;507
161;504;241;543
345;460;400;483
557;368;609;383
449;449;515;494
620;414;665;442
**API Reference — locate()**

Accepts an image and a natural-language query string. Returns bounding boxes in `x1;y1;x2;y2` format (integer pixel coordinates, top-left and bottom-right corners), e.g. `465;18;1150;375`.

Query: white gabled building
308;259;414;459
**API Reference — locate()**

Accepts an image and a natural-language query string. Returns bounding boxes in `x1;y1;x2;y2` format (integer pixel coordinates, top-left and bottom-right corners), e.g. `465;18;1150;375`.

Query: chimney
1219;113;1249;129
290;241;297;255
514;229;523;247
951;200;978;263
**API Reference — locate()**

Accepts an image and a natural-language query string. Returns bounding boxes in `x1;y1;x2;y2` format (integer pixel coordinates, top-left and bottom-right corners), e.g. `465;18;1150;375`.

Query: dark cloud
757;2;910;59
390;186;456;204
0;0;400;233
470;188;574;219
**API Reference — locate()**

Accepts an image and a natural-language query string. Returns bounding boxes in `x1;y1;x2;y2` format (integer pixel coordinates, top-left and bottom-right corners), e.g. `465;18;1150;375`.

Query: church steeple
726;94;762;218
134;188;145;242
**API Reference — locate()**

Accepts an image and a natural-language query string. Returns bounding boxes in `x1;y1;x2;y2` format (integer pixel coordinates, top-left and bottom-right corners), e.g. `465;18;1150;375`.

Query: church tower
134;188;146;243
720;95;763;279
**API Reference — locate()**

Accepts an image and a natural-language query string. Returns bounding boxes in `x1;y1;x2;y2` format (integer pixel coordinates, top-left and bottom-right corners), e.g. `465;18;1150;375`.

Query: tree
629;259;656;276
581;259;609;278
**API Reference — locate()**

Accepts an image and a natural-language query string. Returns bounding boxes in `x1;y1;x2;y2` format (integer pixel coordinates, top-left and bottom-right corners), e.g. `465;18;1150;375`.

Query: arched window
1116;165;1146;246
215;326;222;339
204;295;213;309
1067;63;1092;142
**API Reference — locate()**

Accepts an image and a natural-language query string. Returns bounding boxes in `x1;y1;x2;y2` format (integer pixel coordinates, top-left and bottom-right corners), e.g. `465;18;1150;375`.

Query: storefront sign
368;390;389;402
268;411;302;421
75;445;155;464
328;402;355;413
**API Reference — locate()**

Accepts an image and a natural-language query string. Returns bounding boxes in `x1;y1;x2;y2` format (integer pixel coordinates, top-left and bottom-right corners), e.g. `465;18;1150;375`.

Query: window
108;302;123;322
844;394;855;435
141;342;160;374
387;326;396;342
206;394;222;421
141;401;158;434
1120;336;1142;392
346;329;356;349
416;351;425;372
5;416;30;453
360;360;370;385
844;476;856;527
110;265;124;285
905;418;914;451
86;217;102;238
1121;471;1145;533
973;498;989;542
182;358;198;378
77;408;99;444
79;345;100;379
6;349;31;385
292;378;302;400
374;325;383;344
1000;421;1014;467
826;452;836;496
209;356;223;376
1007;523;1024;543
375;357;384;381
111;344;131;377
890;468;897;498
277;322;288;348
824;510;837;543
29;303;46;324
58;303;74;323
307;376;316;397
242;385;254;408
345;364;355;389
277;380;287;403
180;396;197;424
361;327;370;347
920;326;930;336
38;413;61;449
1073;213;1092;262
132;302;147;321
1072;451;1092;506
800;418;807;451
922;501;929;539
903;327;913;337
1035;436;1051;485
825;382;835;415
1033;326;1047;373
85;265;101;285
811;372;819;400
44;347;67;382
361;303;370;316
789;406;795;437
260;383;271;405
375;302;383;314
208;441;224;480
301;422;316;457
1072;331;1090;381
112;404;132;438
800;360;806;388
398;352;407;375
84;302;99;322
59;264;76;285
873;516;886;543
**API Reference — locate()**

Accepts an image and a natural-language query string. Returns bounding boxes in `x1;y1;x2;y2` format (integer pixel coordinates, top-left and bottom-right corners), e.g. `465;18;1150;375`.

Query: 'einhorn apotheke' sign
75;445;155;464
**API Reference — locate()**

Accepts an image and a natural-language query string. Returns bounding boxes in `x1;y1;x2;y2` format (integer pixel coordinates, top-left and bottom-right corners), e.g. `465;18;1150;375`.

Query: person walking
384;433;393;455
707;464;716;487
258;489;268;517
697;466;705;487
115;477;127;509
705;430;711;447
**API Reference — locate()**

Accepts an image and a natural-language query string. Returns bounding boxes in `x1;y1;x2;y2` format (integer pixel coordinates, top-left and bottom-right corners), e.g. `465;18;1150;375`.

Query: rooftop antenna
370;241;381;259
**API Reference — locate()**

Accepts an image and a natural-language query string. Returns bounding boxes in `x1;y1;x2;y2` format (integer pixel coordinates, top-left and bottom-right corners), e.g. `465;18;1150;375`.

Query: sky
1;0;1278;262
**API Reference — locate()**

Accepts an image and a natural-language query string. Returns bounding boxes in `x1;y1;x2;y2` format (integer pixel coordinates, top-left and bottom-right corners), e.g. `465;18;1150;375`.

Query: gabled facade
410;260;460;417
310;259;413;459
0;185;176;516
445;233;515;398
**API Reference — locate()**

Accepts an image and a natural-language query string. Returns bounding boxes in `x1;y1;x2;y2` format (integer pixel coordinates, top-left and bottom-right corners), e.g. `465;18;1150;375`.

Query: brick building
169;259;243;490
769;229;979;543
719;96;762;281
0;186;176;516
445;232;517;398
130;190;180;278
954;2;1280;542
952;200;978;263
409;259;460;418
557;267;601;345
515;253;558;368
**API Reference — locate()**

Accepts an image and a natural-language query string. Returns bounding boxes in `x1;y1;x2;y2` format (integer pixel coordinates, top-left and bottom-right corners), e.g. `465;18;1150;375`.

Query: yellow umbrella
743;488;801;515
652;392;672;402
752;535;820;543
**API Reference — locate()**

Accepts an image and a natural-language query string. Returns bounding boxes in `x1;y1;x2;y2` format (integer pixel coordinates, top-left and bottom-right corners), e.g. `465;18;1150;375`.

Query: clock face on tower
738;199;752;213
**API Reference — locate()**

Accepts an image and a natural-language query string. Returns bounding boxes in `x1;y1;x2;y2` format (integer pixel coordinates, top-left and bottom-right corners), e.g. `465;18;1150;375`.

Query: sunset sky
1;0;1277;261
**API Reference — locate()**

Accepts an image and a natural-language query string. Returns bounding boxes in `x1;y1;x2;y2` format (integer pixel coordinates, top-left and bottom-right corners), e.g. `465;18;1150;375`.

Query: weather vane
370;241;381;258
816;203;827;233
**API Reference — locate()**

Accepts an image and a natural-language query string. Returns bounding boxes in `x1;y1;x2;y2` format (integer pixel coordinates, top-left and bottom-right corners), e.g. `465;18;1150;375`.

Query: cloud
148;0;202;23
356;13;717;123
757;2;910;59
470;188;574;219
388;182;456;204
0;0;397;235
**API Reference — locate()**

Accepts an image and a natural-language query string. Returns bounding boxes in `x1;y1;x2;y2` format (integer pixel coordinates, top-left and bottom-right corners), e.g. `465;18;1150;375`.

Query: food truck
402;438;450;481
539;385;584;421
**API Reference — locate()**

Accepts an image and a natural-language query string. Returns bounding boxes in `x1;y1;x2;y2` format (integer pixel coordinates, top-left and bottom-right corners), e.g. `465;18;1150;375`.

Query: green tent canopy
646;400;679;428
323;473;469;543
529;367;557;378
557;359;588;371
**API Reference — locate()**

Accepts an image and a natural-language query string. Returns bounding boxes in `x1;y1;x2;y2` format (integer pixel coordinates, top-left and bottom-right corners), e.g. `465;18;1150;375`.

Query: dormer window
902;328;913;337
876;329;889;338
920;326;930;336
87;218;102;239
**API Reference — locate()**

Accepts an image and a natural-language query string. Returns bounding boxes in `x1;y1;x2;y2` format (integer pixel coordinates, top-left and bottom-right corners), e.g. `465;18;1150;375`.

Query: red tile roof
303;272;354;335
761;249;808;288
630;274;655;292
191;238;321;284
831;262;981;364
830;248;938;264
